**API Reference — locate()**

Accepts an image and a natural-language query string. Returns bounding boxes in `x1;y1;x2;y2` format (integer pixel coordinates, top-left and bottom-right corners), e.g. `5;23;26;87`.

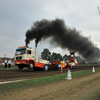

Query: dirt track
0;65;100;82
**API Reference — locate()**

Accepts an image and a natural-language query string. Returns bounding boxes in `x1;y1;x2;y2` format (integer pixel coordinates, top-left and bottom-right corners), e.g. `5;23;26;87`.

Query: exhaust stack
70;52;75;61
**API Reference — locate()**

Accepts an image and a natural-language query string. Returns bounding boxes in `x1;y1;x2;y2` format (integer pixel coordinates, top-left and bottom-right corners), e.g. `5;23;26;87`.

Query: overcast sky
0;0;100;58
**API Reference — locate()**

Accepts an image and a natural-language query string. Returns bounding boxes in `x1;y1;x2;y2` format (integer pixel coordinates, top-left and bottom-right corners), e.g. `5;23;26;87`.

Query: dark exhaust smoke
25;18;100;60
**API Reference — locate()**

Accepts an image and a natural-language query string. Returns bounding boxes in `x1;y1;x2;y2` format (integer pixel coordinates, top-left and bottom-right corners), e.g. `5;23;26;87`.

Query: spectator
8;59;11;68
4;59;7;68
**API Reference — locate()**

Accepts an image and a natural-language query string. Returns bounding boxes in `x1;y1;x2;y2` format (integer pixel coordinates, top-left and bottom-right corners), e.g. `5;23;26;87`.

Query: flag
4;53;6;59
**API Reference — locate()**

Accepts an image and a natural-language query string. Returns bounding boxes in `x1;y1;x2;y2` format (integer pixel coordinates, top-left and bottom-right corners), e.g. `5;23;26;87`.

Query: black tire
67;65;72;70
28;62;34;69
56;65;59;70
70;66;72;69
72;66;76;69
43;64;48;71
18;65;23;69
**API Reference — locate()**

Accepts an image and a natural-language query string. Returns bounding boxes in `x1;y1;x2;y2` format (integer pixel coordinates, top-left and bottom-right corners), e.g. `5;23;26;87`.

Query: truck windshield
15;48;26;55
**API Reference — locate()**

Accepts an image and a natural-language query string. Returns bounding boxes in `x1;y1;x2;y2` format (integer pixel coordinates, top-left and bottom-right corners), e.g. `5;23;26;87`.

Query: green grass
0;68;100;93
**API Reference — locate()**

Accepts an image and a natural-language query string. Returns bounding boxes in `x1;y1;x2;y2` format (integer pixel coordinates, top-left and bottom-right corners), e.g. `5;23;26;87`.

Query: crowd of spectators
0;58;14;67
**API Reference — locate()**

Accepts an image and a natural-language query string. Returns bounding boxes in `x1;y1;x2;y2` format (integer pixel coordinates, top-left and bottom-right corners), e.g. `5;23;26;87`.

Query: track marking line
0;79;26;84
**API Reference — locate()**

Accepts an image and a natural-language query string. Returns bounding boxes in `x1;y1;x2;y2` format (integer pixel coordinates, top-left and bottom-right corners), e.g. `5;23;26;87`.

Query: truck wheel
43;65;48;71
28;62;34;69
18;65;23;69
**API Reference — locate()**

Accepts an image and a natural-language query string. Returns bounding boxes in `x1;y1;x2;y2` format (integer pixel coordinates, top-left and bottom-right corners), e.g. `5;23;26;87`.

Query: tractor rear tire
67;65;72;70
72;66;76;69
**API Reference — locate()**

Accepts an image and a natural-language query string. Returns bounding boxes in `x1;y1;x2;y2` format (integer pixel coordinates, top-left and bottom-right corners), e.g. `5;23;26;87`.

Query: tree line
41;48;70;61
41;48;87;64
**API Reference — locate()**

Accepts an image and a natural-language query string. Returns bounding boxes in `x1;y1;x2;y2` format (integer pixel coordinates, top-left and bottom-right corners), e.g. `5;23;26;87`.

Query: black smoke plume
25;18;100;60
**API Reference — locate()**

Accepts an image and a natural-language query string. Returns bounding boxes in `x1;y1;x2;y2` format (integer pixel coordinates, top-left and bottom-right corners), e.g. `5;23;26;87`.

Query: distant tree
56;53;63;61
51;52;56;61
51;52;63;61
41;49;51;60
63;54;69;60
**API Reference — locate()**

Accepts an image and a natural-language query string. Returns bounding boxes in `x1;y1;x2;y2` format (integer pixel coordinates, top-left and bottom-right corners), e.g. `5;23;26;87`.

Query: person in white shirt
4;59;7;68
8;59;11;68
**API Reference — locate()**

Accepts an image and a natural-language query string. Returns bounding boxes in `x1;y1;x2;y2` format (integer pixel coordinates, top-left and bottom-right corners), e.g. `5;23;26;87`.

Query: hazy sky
0;0;100;58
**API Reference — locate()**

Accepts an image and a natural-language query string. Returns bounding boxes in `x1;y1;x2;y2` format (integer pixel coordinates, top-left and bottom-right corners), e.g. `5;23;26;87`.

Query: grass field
0;67;100;100
0;68;100;92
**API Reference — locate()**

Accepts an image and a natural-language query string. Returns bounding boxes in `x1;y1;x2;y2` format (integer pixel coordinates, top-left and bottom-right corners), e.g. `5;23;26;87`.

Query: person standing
4;59;7;68
8;59;11;68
